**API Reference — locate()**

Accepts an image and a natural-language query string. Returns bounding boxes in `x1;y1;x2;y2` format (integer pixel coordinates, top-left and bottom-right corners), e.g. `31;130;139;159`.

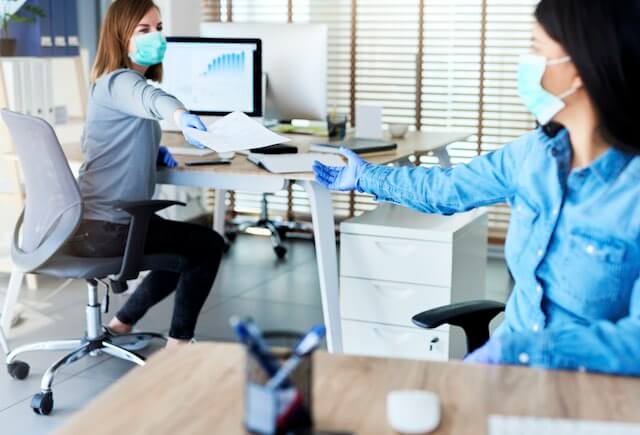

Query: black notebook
310;137;397;155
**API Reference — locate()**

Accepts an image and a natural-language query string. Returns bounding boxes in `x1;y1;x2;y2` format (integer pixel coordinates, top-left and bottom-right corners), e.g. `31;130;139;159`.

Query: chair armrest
111;200;185;283
412;300;505;354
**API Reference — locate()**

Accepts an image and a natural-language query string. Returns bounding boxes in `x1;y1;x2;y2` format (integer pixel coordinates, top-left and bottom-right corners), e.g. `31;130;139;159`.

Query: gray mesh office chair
1;110;187;415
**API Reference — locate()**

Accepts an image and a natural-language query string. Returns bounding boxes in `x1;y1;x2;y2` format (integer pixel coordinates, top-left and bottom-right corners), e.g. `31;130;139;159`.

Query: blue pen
266;325;326;389
229;317;280;377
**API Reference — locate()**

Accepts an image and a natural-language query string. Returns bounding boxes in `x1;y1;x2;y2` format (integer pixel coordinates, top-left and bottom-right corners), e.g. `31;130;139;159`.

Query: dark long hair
535;0;640;154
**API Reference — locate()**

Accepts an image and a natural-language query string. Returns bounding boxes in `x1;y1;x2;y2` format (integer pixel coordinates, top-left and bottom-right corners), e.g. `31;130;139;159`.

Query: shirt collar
537;127;633;183
589;146;633;183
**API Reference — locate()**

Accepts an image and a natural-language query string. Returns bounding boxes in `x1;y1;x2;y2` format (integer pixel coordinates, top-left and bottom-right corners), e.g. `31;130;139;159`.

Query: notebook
310;137;397;155
247;153;345;174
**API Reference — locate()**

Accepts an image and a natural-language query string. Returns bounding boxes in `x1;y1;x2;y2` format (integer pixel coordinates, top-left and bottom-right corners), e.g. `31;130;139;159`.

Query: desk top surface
56;130;470;182
56;342;640;435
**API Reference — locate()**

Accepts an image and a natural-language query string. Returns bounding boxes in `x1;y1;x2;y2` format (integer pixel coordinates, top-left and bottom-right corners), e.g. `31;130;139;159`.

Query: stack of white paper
248;153;346;174
185;112;290;153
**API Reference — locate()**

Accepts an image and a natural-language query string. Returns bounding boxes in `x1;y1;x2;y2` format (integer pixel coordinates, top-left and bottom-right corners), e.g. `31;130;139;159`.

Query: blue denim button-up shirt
357;128;640;375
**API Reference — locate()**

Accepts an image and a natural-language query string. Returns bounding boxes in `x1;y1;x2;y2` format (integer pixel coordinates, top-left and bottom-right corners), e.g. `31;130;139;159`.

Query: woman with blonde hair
68;0;224;348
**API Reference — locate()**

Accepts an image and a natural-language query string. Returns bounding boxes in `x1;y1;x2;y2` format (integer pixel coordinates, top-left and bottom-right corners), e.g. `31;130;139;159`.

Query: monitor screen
161;37;262;117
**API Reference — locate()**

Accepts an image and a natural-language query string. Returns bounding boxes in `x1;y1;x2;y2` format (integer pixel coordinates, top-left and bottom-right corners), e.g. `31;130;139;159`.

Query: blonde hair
91;0;163;83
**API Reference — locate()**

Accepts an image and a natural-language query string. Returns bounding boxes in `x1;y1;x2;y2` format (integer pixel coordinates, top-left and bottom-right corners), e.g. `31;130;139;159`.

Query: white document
166;147;215;157
185;111;290;153
355;104;383;139
248;153;345;174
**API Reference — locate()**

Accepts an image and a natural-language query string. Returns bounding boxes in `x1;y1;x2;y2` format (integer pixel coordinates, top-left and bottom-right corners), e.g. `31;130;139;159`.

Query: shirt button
536;285;542;293
532;323;540;332
518;353;530;364
578;366;587;372
586;244;596;255
537;250;544;258
552;208;559;216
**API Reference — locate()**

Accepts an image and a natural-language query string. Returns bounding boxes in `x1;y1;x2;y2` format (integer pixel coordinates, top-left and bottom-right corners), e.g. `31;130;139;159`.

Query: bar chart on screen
163;42;255;113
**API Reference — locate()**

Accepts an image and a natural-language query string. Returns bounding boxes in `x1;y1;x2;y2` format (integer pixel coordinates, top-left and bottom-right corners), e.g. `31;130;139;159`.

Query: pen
266;325;326;389
230;317;280;377
185;159;232;166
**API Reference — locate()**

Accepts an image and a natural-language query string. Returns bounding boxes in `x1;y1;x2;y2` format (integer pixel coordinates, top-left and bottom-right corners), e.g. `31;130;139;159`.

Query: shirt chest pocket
505;197;539;265
562;230;631;308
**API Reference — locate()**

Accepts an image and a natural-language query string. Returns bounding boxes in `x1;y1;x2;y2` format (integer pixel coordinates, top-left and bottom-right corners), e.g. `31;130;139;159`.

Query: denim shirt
358;128;640;376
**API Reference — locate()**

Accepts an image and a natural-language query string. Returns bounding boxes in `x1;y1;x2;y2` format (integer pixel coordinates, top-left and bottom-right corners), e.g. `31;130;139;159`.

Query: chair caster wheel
274;246;287;259
225;231;238;242
31;392;53;415
7;360;29;380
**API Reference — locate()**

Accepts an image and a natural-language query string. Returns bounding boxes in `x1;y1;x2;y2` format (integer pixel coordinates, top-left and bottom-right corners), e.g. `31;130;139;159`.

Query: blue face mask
129;31;167;67
517;54;576;125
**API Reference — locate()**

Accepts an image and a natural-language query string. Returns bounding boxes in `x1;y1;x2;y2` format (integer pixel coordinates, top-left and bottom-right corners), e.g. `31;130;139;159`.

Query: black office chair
412;300;506;355
2;110;187;415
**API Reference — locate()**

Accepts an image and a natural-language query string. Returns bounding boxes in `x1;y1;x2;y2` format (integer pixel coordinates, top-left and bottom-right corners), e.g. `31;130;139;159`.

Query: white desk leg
1;270;24;336
303;181;342;353
213;189;227;235
433;147;452;168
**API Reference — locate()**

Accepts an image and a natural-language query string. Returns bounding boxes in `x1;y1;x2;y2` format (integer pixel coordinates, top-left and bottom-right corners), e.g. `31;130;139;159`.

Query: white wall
155;0;202;37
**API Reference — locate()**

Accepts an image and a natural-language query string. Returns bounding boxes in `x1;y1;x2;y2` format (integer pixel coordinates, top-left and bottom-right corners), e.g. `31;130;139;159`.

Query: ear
571;74;583;91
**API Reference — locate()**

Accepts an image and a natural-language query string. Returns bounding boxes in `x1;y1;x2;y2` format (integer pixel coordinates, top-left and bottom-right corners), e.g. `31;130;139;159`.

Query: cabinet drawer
342;320;449;361
340;277;450;328
341;234;452;287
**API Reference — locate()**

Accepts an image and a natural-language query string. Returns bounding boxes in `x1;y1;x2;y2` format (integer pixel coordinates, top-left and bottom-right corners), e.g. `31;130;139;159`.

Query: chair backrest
1;110;82;272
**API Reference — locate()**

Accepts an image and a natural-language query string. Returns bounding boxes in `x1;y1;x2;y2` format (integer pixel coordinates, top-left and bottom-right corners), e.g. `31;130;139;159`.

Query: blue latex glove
464;336;503;365
180;112;208;149
157;145;178;168
312;147;371;191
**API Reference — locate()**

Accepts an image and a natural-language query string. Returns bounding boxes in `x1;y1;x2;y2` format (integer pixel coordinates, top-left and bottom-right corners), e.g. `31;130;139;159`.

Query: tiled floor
0;234;512;434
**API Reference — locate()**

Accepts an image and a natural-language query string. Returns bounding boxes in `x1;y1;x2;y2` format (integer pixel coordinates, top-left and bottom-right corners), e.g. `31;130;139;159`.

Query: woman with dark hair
314;0;640;375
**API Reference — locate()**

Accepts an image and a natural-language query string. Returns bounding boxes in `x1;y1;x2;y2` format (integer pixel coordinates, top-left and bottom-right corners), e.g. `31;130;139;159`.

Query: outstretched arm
314;131;535;214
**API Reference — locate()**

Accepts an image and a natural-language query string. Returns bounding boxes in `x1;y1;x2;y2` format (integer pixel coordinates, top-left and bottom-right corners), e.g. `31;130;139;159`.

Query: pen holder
244;331;314;435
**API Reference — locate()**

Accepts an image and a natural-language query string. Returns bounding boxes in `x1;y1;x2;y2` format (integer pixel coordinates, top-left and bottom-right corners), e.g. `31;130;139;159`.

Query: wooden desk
56;342;640;435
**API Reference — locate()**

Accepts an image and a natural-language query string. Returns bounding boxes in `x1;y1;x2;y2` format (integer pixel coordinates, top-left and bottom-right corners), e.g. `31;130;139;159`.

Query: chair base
4;279;166;415
227;194;289;259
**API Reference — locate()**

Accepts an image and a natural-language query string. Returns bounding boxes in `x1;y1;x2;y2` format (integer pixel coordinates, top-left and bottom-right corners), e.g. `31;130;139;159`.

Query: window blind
202;0;539;243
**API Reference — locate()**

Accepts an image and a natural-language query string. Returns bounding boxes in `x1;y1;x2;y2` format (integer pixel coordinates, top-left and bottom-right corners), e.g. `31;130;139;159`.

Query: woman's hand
176;110;208;149
157;145;178;168
463;336;503;365
312;147;371;191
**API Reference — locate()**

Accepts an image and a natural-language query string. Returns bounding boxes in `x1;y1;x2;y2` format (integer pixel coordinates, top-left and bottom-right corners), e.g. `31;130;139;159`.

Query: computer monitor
160;37;262;117
200;23;328;122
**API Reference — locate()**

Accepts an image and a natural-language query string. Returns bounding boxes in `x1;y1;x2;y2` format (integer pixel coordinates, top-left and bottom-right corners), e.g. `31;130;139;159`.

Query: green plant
0;0;46;39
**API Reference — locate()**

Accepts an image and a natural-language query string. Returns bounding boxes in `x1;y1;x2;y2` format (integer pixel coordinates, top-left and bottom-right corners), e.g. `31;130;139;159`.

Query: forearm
357;157;512;215
173;109;186;126
500;320;640;376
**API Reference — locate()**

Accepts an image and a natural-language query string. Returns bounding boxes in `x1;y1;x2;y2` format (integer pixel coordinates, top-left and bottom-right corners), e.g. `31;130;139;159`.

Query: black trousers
66;216;224;339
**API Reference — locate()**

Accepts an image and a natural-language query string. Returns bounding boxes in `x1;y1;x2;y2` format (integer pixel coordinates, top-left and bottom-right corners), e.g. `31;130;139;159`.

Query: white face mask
517;54;577;125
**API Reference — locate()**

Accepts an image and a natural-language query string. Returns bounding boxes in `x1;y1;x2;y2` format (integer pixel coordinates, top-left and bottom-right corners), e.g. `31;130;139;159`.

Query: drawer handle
373;327;412;345
373;283;415;299
374;241;418;257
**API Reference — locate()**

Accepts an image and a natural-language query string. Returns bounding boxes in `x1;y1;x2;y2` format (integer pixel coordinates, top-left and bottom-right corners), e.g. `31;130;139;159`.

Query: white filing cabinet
340;204;487;361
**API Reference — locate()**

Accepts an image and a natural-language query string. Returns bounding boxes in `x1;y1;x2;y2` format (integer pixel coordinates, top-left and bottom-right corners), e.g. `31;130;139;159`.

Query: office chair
0;325;9;361
227;192;288;259
412;300;506;355
1;110;187;415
